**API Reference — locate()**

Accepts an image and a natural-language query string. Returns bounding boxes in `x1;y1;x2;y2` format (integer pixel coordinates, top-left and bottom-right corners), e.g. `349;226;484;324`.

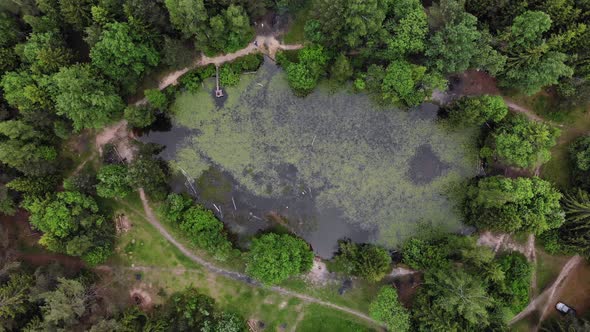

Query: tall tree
426;0;506;75
499;11;573;95
558;189;590;257
38;278;88;328
569;136;590;190
447;95;508;127
0;273;33;320
52;64;125;131
90;22;159;90
378;60;446;107
23;191;114;265
481;114;560;168
412;268;493;330
164;0;207;39
0;120;58;176
306;0;390;49
465;176;565;234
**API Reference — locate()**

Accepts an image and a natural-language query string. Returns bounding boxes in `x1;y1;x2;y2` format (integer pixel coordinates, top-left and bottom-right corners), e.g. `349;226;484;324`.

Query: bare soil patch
130;287;153;310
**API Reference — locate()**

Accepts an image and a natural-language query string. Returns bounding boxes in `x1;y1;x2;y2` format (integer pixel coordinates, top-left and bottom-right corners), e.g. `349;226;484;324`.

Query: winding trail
153;35;302;93
509;255;583;326
136;188;382;328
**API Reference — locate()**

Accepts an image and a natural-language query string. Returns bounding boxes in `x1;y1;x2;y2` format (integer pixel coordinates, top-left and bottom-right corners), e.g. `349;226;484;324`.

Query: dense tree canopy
246;233;313;284
332;240;392;281
499;11;573;95
465;176;564;234
23;191;114;265
569;136;590;190
52;64;124;131
90;22;159;90
481;114;560;168
447;95;508;127
96;164;132;199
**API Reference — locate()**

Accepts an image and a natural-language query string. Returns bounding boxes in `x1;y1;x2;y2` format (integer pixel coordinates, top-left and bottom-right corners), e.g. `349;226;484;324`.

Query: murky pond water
140;59;478;257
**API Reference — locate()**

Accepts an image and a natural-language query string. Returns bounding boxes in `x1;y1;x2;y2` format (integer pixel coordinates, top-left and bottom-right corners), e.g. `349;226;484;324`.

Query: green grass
534;249;569;294
107;195;378;331
297;304;378;332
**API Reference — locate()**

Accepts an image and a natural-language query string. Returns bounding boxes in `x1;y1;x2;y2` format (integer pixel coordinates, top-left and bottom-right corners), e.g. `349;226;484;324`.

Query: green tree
447;95;508;127
0;120;58;176
205;5;253;54
161;193;193;223
569;136;590;190
493;252;532;313
426;2;505;75
39;278;87;328
127;156;168;200
164;0;207;39
161;37;194;69
330;54;353;84
179;205;232;261
0;12;21;48
555;189;590;257
482;114;560;168
52;64;124;131
369;286;410;332
90;22;160;89
308;0;389;49
124;105;156;128
0;185;16;216
58;0;95;30
6;175;61;197
1;70;52;113
333;240;391;281
465;176;565;234
23;191;114;265
499;11;573;95
376;0;428;60
144;89;167;109
165;287;216;330
379;60;446;107
412;268;493;330
20;31;72;74
284;45;329;96
0;273;33;320
246;233;313;284
96;164;132;199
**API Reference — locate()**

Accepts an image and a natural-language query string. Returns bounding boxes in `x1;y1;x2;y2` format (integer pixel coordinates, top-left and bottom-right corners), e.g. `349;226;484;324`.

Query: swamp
141;59;480;257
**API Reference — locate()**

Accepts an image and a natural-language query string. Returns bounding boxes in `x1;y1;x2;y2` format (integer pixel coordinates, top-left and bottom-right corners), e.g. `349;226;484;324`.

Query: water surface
140;60;478;257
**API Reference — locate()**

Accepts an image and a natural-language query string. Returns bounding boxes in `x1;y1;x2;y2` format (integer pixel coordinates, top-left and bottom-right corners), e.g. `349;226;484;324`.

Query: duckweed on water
167;61;479;247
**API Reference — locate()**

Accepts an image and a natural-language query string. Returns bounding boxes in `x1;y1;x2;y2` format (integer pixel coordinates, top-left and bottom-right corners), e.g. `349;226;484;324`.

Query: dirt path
136;188;382;328
510;255;583;327
504;99;546;122
151;35;302;94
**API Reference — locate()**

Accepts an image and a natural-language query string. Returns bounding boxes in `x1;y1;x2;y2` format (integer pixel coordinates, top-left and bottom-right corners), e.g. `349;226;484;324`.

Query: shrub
369;286;410;332
246;233;313;284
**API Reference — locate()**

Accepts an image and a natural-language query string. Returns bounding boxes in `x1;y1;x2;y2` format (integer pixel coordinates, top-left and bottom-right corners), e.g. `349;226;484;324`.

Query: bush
144;89;167;110
124;105;155;128
160;193;233;261
493;252;532;313
246;233;314;284
447;95;508;127
180;205;232;261
96;164;132;199
369;286;410;332
219;65;240;86
332;240;391;281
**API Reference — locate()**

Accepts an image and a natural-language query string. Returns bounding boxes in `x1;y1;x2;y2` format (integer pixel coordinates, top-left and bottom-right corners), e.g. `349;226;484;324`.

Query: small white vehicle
556;302;576;315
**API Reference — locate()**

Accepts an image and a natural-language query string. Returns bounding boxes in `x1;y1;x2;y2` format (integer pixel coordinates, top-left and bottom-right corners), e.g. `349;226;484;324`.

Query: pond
140;59;479;257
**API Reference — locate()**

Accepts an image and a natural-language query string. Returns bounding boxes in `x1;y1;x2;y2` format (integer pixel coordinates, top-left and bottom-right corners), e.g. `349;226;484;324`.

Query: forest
0;0;590;331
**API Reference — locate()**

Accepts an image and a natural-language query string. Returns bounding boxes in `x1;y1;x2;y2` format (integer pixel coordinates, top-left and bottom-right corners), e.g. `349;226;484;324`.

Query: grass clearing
107;195;378;331
534;249;570;294
297;304;378;332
